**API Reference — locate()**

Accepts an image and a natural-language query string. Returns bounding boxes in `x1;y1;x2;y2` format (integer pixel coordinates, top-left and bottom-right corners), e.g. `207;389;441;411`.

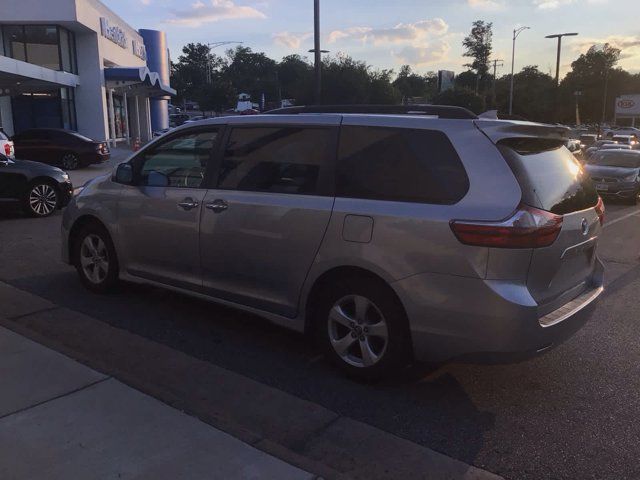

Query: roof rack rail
266;104;478;120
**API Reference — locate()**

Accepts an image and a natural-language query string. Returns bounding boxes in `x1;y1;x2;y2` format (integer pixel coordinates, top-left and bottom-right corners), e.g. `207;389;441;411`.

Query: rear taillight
595;196;605;226
450;204;563;249
3;143;10;156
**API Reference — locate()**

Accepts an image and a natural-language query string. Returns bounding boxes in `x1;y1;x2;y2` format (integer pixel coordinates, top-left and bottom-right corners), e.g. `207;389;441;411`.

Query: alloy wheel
28;184;58;216
79;234;109;284
328;294;389;368
62;153;79;170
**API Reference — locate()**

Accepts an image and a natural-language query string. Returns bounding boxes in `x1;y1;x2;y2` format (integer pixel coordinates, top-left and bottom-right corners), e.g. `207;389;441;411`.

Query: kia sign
615;95;640;116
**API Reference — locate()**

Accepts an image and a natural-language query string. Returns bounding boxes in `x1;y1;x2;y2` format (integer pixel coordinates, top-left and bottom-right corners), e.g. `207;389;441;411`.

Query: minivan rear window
337;126;469;204
499;141;598;215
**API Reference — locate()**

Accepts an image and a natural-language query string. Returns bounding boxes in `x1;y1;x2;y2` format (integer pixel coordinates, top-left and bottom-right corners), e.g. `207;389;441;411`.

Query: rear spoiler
474;120;570;144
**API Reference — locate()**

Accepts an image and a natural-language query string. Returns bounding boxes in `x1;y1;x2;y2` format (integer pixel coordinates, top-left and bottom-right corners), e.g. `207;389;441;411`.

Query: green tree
462;20;493;95
277;54;314;104
392;65;437;102
224;46;279;103
558;43;622;123
432;88;485;114
170;43;234;112
494;66;555;122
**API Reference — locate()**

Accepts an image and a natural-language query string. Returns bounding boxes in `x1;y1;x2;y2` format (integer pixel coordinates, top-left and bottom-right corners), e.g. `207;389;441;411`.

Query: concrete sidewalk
0;326;314;480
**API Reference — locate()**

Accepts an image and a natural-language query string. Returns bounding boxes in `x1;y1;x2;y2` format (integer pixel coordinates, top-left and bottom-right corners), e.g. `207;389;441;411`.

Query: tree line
171;21;640;124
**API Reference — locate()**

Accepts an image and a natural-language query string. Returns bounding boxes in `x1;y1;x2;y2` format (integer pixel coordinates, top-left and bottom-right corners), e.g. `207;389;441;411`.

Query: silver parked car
62;106;605;379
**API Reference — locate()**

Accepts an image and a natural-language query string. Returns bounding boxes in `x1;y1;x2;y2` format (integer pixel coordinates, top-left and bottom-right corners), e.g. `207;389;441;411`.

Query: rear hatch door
477;120;601;306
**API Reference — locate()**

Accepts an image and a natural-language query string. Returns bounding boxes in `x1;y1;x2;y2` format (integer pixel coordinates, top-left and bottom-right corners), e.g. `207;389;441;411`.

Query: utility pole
313;0;322;104
509;26;529;116
545;33;578;123
491;59;504;109
544;33;578;86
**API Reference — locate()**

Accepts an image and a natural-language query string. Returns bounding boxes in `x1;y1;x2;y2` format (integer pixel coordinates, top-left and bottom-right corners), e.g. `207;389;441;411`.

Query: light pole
544;33;578;86
491;58;504;108
308;0;328;105
204;41;243;84
509;26;529;116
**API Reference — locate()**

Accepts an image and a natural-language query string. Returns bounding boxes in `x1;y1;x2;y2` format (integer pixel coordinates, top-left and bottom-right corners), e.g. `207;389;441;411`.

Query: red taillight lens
595;197;605;226
450;204;563;249
3;143;10;156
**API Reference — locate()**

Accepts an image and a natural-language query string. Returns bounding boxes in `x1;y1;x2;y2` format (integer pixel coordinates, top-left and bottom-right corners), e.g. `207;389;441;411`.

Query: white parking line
604;209;640;228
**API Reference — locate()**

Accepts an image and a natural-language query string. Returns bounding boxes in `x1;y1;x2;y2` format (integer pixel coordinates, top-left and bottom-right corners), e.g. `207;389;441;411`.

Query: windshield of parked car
589;152;640;168
0;131;8;141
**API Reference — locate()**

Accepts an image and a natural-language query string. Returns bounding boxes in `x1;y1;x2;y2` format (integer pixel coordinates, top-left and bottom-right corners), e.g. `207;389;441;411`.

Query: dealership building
0;0;174;145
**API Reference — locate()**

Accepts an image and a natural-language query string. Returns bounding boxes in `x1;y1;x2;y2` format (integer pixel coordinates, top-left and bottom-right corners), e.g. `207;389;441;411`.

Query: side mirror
114;163;133;184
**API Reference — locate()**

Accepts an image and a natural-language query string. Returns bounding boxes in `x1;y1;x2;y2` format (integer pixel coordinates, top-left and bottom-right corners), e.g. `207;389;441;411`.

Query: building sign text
100;17;127;49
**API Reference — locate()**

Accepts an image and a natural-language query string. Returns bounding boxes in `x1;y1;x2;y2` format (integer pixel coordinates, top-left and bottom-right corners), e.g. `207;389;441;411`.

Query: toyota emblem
581;218;589;236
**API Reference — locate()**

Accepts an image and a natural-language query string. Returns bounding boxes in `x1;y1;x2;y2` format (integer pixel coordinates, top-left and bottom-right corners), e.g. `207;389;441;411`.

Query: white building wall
0;0;162;141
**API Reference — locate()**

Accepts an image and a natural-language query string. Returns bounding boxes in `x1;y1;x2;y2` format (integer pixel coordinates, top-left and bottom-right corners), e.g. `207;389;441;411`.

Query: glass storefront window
3;26;27;62
0;25;77;73
24;26;60;71
11;87;77;133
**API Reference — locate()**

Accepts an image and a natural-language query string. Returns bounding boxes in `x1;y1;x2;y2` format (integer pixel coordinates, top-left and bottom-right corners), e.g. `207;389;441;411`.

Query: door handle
205;199;229;213
178;198;200;211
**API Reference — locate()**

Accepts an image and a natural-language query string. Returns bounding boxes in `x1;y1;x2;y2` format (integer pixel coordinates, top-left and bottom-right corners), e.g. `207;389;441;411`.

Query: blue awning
104;67;176;97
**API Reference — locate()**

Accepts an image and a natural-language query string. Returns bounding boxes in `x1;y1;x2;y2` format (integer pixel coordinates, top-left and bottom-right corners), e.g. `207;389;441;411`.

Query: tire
628;190;640;205
61;152;80;170
72;223;119;293
23;181;59;217
314;276;411;380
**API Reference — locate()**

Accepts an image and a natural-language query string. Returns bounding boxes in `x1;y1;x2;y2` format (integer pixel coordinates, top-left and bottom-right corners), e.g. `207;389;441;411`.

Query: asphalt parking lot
1;168;639;479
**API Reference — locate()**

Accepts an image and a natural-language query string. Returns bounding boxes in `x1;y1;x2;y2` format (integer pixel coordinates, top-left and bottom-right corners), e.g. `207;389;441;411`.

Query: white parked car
0;130;14;158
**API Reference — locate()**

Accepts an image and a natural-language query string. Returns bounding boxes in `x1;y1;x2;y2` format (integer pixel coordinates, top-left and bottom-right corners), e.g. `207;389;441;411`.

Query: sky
104;0;640;77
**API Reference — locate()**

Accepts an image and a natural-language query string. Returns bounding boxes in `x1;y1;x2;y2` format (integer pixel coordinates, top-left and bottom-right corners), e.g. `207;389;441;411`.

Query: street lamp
203;41;244;84
509;26;529;116
308;0;329;105
545;32;578;86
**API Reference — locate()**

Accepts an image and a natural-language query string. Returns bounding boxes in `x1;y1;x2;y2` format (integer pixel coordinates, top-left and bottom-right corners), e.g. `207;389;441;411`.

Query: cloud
467;0;504;9
139;0;151;5
273;31;313;49
329;19;449;46
534;0;607;9
165;0;266;27
328;19;451;66
393;42;451;66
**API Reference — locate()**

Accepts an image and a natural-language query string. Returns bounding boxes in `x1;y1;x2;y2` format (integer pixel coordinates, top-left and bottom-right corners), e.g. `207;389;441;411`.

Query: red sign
618;99;636;109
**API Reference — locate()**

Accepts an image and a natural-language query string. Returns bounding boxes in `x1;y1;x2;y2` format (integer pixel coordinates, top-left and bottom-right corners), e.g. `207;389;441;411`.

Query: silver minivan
62;106;605;379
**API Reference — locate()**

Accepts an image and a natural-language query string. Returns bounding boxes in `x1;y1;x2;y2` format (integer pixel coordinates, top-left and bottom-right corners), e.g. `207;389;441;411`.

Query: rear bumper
81;152;111;165
597;183;639;198
393;259;604;363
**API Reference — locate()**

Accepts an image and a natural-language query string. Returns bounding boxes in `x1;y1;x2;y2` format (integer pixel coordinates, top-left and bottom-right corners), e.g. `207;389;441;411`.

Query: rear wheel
314;276;411;380
61;152;80;170
23;182;59;217
73;224;119;293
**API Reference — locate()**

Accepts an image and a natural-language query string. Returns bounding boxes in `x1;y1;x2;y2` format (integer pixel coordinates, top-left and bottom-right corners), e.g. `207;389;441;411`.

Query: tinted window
590;152;640;168
137;129;218;188
24;26;60;71
499;143;598;215
218;127;336;195
337;126;469;204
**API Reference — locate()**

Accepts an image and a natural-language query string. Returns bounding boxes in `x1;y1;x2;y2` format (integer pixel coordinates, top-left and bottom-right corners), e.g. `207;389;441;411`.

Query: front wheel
315;277;411;380
73;224;119;293
23;182;59;217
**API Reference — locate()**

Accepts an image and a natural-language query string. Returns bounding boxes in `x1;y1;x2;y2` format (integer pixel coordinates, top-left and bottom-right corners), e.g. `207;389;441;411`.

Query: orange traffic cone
133;137;141;152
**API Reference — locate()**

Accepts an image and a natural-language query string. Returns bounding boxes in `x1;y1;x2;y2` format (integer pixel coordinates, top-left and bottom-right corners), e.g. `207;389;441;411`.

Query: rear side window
218;127;336;196
337;126;469;204
498;141;598;215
